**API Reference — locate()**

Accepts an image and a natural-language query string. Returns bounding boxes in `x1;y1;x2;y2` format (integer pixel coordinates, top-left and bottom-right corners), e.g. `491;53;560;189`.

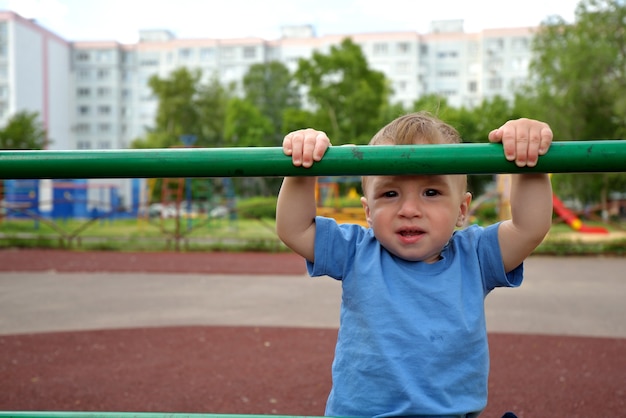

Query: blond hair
368;111;462;146
362;112;467;193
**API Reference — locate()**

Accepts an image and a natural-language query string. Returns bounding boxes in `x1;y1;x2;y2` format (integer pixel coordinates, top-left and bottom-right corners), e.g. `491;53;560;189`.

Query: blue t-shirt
306;216;523;418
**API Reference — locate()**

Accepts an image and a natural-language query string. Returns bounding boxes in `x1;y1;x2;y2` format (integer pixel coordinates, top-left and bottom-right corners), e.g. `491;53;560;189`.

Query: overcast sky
1;0;581;43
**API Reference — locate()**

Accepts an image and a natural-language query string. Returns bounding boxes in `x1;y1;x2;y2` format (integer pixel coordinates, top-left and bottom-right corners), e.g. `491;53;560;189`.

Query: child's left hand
488;118;553;167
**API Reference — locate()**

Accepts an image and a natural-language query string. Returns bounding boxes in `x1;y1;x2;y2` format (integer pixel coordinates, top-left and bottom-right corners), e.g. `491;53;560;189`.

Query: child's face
361;174;471;263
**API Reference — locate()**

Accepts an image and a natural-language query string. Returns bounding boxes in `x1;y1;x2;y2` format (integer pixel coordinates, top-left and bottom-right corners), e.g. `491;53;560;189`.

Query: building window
97;69;110;80
488;78;503;90
178;48;193;61
200;48;215;61
221;47;236;59
437;51;458;59
511;57;529;71
78;105;90;116
373;43;388;55
97;140;112;149
243;46;257;59
76;51;90;62
77;69;91;80
395;80;408;92
97;87;111;97
98;123;111;133
512;37;529;50
77;140;92;149
97;105;111;115
397;42;410;54
75;123;90;134
468;81;478;93
395;62;411;74
77;87;90;97
96;50;112;62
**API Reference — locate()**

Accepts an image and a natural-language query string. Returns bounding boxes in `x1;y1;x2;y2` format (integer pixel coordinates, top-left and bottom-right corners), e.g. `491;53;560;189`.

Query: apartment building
0;11;535;152
0;11;71;150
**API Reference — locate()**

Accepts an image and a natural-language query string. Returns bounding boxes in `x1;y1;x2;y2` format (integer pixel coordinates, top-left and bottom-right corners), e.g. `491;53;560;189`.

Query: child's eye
382;191;398;198
424;189;440;197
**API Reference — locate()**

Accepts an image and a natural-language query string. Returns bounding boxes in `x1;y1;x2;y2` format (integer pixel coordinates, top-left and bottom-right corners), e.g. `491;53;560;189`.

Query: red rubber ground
1;249;624;417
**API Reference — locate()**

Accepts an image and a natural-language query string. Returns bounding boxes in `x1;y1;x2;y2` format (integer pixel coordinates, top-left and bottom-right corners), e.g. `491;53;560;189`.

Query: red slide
552;194;609;234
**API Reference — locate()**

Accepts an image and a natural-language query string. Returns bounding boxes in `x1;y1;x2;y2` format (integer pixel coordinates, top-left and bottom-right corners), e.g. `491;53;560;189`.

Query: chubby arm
488;119;554;272
276;129;331;263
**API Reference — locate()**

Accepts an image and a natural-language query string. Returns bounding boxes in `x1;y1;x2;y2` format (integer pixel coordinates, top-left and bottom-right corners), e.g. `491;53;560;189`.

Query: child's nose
398;198;422;217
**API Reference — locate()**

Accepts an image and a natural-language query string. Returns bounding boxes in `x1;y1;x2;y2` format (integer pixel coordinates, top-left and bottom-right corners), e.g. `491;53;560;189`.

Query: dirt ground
0;249;624;418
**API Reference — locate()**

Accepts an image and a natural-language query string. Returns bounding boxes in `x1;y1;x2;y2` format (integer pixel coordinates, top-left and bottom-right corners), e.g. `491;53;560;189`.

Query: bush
236;196;278;219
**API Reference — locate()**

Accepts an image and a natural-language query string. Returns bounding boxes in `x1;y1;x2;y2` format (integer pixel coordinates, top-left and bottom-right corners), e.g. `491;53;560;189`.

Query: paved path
1;255;624;338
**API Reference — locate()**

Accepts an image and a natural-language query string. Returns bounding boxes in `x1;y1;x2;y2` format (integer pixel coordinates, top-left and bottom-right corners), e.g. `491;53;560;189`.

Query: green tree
223;98;274;147
524;0;626;215
132;68;232;149
243;61;300;144
294;38;391;144
196;75;234;147
0;111;48;150
527;0;626;138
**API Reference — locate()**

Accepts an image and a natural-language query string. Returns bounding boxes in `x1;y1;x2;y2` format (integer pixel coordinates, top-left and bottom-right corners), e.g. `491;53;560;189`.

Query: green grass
1;216;624;255
0;216;286;252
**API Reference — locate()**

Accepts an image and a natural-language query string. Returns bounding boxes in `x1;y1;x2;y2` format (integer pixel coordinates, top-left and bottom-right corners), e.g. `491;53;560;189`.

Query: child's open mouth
399;229;424;237
397;229;425;243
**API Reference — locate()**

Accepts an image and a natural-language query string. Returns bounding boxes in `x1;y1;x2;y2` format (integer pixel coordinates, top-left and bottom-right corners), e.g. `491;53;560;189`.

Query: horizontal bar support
0;141;624;179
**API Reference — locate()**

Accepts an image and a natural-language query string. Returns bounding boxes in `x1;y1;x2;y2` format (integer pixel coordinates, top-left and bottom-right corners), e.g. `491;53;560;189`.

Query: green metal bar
0;140;624;180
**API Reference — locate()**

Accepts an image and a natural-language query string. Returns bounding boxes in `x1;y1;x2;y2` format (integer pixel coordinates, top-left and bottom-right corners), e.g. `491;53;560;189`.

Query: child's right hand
283;129;331;168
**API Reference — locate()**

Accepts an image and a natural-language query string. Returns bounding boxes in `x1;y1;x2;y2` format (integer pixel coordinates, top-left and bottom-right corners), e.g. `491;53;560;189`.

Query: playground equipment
316;176;367;226
0;140;624;418
552;194;609;233
0;141;624;179
496;174;610;233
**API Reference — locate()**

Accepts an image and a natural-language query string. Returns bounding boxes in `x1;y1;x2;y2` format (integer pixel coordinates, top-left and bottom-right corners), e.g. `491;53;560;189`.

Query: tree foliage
243;61;301;144
223;98;274;147
524;0;626;207
528;0;626;139
294;38;391;144
0;110;47;150
132;68;232;149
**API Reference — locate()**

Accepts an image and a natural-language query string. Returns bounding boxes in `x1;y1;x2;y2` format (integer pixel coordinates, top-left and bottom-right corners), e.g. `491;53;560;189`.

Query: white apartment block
0;11;535;151
0;11;72;150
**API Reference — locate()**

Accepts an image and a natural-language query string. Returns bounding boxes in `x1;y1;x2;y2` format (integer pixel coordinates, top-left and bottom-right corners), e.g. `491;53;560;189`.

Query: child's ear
361;196;373;228
456;192;472;227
